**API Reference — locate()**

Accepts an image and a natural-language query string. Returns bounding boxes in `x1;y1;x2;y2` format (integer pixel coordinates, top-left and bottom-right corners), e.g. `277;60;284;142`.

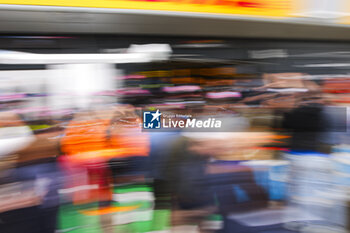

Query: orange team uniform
61;118;149;204
61;118;150;163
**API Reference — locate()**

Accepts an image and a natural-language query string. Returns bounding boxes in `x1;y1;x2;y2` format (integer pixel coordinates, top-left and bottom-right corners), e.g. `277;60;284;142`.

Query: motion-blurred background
1;0;350;233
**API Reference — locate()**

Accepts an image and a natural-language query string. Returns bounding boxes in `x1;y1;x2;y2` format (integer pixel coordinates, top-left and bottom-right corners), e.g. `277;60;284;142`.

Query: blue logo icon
143;109;162;129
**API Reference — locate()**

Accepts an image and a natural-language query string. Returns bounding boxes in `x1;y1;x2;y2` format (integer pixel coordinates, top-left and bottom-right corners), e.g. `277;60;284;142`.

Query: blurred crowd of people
0;84;348;233
0;42;350;233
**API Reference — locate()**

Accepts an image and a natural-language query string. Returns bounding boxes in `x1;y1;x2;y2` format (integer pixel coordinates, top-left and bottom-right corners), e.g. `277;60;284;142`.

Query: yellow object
0;0;296;18
80;205;140;216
